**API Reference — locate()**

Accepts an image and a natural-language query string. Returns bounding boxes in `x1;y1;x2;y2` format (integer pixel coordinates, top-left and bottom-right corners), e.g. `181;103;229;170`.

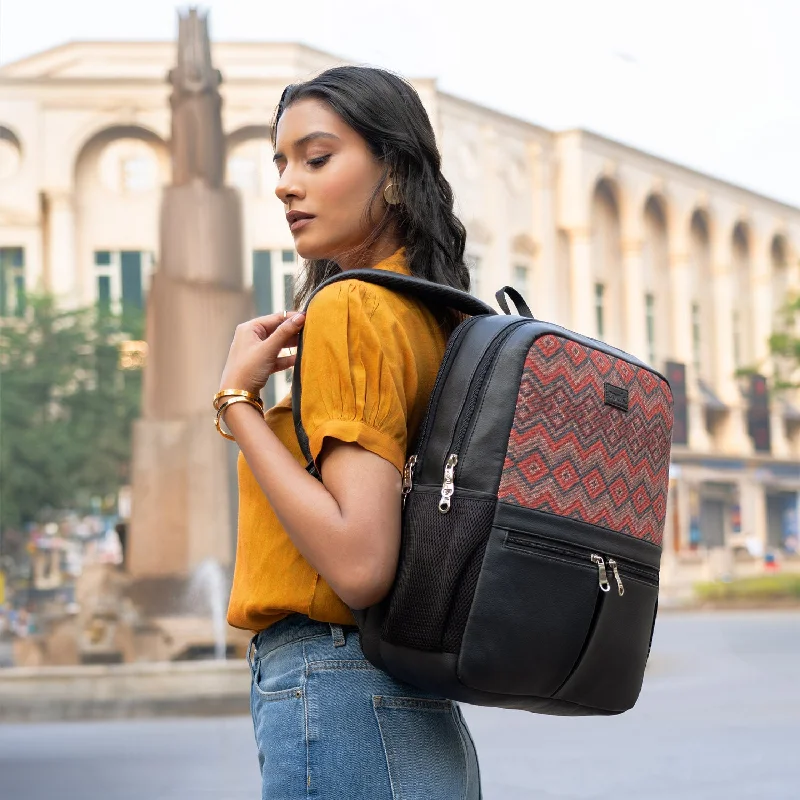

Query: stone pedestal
129;414;239;577
129;182;252;579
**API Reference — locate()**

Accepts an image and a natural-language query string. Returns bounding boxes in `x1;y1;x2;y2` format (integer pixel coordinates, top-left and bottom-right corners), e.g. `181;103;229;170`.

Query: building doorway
766;491;799;552
699;497;726;548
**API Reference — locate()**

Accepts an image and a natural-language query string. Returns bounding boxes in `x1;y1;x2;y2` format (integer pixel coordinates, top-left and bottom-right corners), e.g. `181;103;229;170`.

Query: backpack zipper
438;454;458;513
401;455;417;509
436;320;528;513
409;317;479;464
591;554;612;593
607;558;624;596
402;319;475;506
505;533;658;596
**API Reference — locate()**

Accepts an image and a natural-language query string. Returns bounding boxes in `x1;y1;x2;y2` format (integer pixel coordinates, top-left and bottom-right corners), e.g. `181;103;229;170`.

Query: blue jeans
247;614;482;799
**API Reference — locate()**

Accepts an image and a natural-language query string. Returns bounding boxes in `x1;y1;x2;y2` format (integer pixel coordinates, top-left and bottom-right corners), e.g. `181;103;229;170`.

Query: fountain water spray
187;558;227;660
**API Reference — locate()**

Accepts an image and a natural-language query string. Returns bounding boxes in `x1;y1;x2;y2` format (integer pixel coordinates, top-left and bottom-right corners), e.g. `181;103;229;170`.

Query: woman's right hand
218;311;306;395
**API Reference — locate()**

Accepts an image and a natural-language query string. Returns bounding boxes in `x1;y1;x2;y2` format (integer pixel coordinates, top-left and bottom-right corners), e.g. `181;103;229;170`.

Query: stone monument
129;8;252;582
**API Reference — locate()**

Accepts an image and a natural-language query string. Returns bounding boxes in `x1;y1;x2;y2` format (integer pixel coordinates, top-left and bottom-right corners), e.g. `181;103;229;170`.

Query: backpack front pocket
553;551;659;712
457;527;603;698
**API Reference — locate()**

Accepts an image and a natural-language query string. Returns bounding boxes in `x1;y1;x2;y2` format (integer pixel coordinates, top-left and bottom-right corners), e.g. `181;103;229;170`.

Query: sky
1;0;798;207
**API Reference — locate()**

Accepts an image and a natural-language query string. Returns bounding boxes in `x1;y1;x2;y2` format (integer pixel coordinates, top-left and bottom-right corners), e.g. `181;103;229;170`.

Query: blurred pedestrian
217;67;481;799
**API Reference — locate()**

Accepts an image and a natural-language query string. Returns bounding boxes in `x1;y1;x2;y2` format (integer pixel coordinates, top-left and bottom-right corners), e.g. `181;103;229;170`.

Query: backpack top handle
291;268;497;479
495;286;534;318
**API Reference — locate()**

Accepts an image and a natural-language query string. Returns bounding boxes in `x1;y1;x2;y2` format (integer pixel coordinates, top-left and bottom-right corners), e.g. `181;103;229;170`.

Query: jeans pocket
373;696;470;800
251;659;306;798
252;644;304;699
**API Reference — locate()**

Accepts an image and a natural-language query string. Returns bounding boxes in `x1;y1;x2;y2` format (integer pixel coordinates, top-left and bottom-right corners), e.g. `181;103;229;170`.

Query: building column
711;268;752;454
568;229;594;337
621;240;648;361
770;410;792;458
739;475;768;554
531;142;557;320
750;259;773;368
45;192;78;306
669;252;712;451
752;251;791;457
21;229;44;295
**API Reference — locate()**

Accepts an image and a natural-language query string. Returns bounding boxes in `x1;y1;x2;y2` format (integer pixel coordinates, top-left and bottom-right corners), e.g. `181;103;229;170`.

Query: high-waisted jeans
247;614;482;799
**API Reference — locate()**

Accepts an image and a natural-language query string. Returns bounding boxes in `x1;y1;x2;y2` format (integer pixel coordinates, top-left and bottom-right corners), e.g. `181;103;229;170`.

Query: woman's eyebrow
273;131;341;162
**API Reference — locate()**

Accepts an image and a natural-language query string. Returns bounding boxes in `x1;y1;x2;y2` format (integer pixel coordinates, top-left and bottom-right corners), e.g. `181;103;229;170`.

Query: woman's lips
290;217;314;233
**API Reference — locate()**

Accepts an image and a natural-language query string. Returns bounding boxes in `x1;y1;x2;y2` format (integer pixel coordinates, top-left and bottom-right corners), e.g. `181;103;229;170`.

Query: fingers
268;312;306;348
273;354;297;372
247;310;301;340
249;310;297;328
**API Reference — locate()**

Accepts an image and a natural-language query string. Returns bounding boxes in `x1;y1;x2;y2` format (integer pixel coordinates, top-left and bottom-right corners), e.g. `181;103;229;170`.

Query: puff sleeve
299;280;416;475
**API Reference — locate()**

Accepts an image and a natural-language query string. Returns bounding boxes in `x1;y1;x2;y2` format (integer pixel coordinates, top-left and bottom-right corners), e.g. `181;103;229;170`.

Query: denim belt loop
246;632;259;672
330;623;346;647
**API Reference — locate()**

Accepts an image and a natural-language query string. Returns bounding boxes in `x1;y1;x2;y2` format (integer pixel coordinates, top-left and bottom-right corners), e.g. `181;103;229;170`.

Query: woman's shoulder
306;276;409;326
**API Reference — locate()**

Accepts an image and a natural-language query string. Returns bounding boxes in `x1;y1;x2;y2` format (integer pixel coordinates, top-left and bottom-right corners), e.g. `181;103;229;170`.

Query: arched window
0;126;22;181
74;125;168;309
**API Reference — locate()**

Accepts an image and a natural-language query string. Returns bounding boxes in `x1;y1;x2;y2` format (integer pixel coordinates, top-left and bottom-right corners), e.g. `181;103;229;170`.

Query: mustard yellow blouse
226;249;448;632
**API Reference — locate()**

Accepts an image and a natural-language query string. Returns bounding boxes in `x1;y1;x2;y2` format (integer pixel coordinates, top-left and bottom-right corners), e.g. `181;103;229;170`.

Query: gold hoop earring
383;183;399;205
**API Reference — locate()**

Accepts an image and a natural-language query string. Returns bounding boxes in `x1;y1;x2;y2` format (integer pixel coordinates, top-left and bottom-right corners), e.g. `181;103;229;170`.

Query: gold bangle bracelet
214;396;263;441
213;389;264;412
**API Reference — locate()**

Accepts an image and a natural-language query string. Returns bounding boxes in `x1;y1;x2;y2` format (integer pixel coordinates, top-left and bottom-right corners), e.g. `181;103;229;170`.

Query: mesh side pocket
441;538;488;652
382;491;495;653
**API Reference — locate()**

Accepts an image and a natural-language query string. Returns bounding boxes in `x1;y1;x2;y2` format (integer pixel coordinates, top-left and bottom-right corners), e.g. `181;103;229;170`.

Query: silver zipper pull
438;454;458;513
607;559;625;596
591;554;611;592
402;455;417;509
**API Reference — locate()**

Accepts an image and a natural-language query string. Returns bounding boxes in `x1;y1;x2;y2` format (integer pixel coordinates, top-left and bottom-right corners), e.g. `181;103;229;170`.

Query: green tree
768;294;800;390
0;295;144;531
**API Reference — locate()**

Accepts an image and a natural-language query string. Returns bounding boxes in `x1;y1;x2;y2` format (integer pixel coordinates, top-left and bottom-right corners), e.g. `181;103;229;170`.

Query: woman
217;66;482;799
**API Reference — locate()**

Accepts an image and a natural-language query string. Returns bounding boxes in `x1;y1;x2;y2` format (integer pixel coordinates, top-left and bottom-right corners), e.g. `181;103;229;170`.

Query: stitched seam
468;331;518;464
306;659;378;672
374;696;452;711
503;543;598;573
302;639;311;798
450;703;471;800
253;632;328;665
460;709;483;799
252;684;303;701
372;697;399;800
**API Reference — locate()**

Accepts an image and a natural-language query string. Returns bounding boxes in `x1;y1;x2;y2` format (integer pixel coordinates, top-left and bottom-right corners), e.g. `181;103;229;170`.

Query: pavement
0;639;12;669
0;610;798;799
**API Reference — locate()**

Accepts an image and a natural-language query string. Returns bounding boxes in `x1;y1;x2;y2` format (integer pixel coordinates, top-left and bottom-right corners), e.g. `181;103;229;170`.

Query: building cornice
560;128;800;217
437;91;553;141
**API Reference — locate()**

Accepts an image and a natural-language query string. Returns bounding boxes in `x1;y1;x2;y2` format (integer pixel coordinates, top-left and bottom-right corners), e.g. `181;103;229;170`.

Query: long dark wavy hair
271;66;470;319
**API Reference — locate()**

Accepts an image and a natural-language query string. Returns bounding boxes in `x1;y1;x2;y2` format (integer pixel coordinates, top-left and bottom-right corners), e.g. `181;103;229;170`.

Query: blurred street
0;610;798;799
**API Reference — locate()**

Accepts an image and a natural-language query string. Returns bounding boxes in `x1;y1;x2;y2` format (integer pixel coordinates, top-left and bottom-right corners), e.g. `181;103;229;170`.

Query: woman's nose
275;167;304;204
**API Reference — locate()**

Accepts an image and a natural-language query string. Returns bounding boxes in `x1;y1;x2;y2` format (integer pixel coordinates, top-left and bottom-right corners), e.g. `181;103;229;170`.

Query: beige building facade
2;42;799;586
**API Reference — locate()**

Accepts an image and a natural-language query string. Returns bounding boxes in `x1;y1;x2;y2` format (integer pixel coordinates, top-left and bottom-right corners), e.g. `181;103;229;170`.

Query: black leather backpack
292;269;674;716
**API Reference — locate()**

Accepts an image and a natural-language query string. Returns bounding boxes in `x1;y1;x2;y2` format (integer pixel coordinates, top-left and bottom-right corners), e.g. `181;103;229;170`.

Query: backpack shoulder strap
303;269;497;317
292;269;496;479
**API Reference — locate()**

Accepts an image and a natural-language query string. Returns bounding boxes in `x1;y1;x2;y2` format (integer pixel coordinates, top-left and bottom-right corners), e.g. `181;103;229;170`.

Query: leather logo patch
604;382;629;412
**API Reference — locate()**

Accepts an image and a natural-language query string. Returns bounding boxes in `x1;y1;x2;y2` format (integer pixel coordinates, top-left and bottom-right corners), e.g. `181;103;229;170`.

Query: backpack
292;269;674;716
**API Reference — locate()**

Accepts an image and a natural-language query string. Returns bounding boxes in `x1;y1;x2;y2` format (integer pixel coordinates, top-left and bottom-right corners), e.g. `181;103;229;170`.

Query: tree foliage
769;294;800;391
0;296;144;530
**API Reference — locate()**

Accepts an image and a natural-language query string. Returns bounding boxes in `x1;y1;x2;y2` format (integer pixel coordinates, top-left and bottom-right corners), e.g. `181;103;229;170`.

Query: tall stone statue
128;8;252;581
168;10;225;188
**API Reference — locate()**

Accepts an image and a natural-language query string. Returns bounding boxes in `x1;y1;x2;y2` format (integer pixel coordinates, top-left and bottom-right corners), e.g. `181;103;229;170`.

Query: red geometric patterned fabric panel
498;335;674;546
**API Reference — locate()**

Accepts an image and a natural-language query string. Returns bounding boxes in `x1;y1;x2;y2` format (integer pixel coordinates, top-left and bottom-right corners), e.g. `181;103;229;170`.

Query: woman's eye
307;155;331;168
